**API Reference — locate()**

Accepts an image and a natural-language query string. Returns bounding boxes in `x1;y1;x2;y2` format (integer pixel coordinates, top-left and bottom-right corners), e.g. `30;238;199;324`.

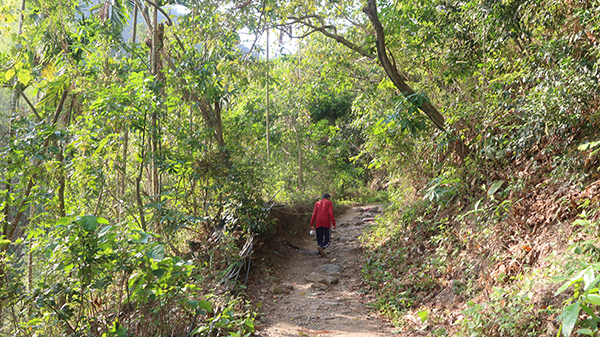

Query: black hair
322;193;330;199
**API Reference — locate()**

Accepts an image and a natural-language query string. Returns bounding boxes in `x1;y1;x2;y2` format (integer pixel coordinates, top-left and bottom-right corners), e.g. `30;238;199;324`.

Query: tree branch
16;87;42;122
363;0;470;159
363;0;446;131
334;3;372;35
286;15;376;60
143;0;173;27
132;0;153;31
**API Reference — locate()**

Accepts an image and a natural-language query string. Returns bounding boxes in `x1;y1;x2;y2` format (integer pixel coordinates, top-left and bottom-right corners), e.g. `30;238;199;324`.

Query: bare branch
286;15;376;60
236;0;252;9
241;0;266;62
334;4;371;35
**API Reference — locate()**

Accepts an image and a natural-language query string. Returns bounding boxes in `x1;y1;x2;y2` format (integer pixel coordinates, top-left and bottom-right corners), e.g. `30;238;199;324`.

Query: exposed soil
248;205;396;337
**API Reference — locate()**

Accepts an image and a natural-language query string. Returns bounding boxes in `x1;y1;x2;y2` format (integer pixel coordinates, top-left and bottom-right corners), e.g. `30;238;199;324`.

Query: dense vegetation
1;0;600;336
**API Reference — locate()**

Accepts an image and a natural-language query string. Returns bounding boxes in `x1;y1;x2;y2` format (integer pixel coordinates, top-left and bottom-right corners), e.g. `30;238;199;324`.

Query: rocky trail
249;205;397;337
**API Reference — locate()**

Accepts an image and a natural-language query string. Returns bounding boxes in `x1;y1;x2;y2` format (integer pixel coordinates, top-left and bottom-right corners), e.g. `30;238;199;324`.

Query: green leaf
583;267;596;292
417;309;428;323
17;68;31;85
5;68;15;81
96;217;110;225
573;219;591;227
18;203;28;213
577;328;594;336
79;215;98;231
130;231;151;244
578;141;600;151
585;294;600;306
558;301;580;337
187;300;199;309
146;244;165;261
557;269;588;295
556;280;576;295
585;274;600;293
580;303;597;320
243;317;255;332
151;268;165;277
487;180;504;197
198;300;212;313
56;216;72;226
93;137;110;156
474;199;482;211
0;238;11;248
98;225;112;237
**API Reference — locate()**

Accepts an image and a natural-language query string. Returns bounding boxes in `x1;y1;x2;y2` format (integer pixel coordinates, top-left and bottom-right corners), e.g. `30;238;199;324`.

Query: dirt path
250;205;395;337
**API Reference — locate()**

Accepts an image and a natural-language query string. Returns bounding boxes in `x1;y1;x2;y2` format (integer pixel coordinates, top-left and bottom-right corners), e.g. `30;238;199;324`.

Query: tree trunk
58;143;66;217
2;0;26;319
151;6;158;75
197;98;230;169
136;117;147;232
2;126;12;239
132;3;138;45
212;100;229;169
120;129;129;220
4;0;26;237
151;7;159;203
266;27;270;160
126;2;137;215
213;101;226;149
289;117;303;190
362;0;445;130
147;9;165;229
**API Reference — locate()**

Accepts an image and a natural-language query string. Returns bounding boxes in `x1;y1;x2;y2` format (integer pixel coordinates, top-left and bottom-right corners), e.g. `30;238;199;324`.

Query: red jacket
310;198;336;229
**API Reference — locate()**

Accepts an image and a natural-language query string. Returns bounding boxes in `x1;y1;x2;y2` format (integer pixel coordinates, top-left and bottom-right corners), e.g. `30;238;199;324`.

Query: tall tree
281;0;470;159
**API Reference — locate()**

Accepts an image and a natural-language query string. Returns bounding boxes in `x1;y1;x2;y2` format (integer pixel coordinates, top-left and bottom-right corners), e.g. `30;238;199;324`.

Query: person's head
322;193;331;200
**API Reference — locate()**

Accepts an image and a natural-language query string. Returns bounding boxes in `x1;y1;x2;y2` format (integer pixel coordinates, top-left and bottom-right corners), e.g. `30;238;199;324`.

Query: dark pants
316;227;331;249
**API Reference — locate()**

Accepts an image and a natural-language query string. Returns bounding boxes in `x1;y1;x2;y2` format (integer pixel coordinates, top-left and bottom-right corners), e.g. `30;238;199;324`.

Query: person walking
310;193;336;257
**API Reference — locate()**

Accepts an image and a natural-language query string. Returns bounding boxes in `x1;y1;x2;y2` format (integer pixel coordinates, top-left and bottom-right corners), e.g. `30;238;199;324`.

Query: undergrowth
360;136;600;336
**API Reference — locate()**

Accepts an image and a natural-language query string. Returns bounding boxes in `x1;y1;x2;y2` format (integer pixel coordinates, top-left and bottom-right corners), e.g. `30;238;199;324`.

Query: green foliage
552;213;600;337
422;176;462;205
0;1;266;334
190;297;256;337
0;215;257;336
308;92;354;123
554;264;600;337
2;0;600;334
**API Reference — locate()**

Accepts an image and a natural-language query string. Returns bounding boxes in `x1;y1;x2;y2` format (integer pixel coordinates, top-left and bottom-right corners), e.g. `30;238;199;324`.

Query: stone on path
269;283;293;295
266;276;280;284
354;206;383;213
318;264;342;276
306;272;339;285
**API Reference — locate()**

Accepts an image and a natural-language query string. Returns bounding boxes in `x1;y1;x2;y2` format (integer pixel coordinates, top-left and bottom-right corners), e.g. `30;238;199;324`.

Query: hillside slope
361;146;600;336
